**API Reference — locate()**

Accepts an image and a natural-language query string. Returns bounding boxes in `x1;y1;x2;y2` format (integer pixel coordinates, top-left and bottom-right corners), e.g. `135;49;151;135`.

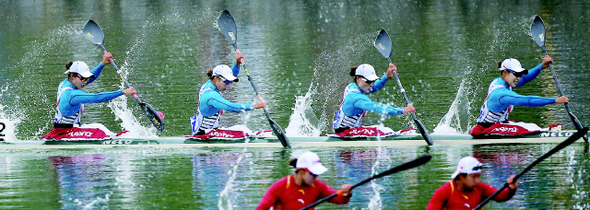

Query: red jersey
426;180;516;210
257;174;351;210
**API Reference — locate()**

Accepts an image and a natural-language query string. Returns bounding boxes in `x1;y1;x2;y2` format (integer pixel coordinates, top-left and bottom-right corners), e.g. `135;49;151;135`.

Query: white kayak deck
0;136;583;149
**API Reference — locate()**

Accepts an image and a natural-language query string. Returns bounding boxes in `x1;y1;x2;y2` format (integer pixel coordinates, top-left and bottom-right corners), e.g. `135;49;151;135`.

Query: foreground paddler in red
426;156;518;210
257;151;352;210
470;56;569;137
331;63;416;138
187;50;266;141
42;52;137;140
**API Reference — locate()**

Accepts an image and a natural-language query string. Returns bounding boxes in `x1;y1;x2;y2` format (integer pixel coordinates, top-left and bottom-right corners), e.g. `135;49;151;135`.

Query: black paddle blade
531;15;546;48
139;102;165;132
414;118;433;145
218;10;238;47
374;29;392;58
268;118;291;148
83;20;105;45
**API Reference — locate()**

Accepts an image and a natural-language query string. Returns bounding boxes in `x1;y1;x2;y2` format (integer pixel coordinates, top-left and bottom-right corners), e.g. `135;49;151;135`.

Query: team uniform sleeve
67;89;124;105
516;63;544;87
314;180;350;205
353;96;404;115
204;91;254;113
486;88;555;112
496;89;556;107
367;75;389;94
256;180;283;210
86;63;105;84
481;183;516;202
231;63;240;77
425;184;451;210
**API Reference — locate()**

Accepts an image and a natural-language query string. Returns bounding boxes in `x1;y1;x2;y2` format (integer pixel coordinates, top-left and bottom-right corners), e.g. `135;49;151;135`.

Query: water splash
286;32;375;136
433;76;473;135
0;84;24;141
104;24;158;137
218;138;250;209
107;96;157;137
285;87;324;136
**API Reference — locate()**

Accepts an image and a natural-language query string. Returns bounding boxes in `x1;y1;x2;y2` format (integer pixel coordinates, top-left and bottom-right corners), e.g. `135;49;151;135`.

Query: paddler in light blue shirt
470;55;569;136
332;63;415;134
42;52;137;140
190;50;266;136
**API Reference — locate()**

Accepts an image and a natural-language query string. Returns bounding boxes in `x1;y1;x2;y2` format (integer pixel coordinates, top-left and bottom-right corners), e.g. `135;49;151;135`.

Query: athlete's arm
86;63;105;84
318;181;351;204
353;97;404;115
205;92;254;113
497;89;556;107
481;183;516;202
486;88;555;112
425;184;451;210
516;64;543;87
368;75;389;94
68;89;123;105
256;180;282;210
231;63;240;77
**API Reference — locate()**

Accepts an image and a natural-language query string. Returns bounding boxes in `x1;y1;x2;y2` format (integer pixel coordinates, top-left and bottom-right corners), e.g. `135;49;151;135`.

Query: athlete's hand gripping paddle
531;15;587;142
374;29;433;145
83;20;165;132
217;10;291;148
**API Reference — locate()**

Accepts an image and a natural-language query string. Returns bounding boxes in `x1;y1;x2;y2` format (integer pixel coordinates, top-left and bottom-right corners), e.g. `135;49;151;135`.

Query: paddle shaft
539;46;587;142
386;57;433;145
241;61;279;124
97;44;141;102
474;127;588;210
300;155;432;210
218;10;290;148
238;57;291;147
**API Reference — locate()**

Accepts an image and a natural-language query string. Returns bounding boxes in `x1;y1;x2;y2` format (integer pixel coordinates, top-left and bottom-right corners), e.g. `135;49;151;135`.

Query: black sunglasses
359;76;374;84
75;74;89;82
507;68;528;77
219;76;232;85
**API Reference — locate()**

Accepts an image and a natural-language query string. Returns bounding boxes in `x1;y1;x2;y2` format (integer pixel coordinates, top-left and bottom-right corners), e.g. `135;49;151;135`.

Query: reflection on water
0;144;588;209
0;0;590;209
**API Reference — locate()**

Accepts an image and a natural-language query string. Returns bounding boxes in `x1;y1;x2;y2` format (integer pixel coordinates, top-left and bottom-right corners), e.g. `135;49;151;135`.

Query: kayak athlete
42;52;136;140
257;151;352;210
426;156;518;209
188;50;266;139
470;56;569;137
332;63;415;137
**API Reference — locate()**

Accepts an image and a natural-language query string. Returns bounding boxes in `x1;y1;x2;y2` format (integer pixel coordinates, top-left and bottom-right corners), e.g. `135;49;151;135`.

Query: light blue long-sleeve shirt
198;64;254;117
486;64;556;112
341;75;404;116
57;63;123;117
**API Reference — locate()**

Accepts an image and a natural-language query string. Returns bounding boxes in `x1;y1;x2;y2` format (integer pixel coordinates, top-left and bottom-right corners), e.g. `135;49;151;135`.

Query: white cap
296;151;328;175
213;65;238;82
64;61;94;78
451;156;483;179
499;58;526;72
355;64;380;81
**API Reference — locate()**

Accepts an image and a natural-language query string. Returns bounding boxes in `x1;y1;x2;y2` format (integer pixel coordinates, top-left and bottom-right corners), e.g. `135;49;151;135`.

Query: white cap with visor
213;65;239;82
64;61;94;78
296;151;328;175
451;156;483;179
355;64;380;81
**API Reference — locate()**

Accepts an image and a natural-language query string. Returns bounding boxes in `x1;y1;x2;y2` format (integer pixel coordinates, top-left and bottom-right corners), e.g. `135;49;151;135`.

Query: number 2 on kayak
0;121;5;141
